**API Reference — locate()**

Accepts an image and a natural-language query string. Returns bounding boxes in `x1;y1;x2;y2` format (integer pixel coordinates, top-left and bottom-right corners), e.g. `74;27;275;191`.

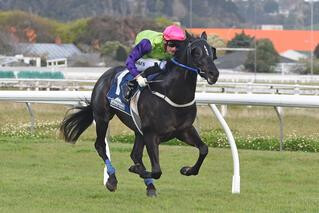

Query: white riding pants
135;58;167;72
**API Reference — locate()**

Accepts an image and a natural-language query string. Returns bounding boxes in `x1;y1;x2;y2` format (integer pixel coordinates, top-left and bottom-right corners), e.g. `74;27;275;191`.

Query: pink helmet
163;25;186;41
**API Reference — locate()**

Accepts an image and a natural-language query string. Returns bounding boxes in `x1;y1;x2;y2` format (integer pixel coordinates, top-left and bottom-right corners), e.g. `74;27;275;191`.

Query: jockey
124;24;186;100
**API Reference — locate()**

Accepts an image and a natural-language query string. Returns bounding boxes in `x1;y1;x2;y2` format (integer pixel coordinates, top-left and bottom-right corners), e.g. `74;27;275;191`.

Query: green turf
1;137;318;212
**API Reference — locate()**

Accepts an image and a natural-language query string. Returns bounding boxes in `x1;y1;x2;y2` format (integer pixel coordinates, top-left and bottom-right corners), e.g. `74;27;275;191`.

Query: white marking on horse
204;45;209;56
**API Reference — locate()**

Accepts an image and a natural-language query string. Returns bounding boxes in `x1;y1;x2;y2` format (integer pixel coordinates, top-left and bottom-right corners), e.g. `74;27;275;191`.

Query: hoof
105;173;118;192
128;164;145;175
180;166;198;176
146;184;157;197
139;170;152;179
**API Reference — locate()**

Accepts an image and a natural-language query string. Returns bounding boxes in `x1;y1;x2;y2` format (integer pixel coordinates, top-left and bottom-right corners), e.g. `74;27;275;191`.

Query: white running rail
2;91;319;194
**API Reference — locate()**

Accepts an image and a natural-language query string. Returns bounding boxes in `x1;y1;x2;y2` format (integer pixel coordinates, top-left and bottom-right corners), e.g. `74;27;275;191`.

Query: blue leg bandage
144;178;154;186
105;159;116;175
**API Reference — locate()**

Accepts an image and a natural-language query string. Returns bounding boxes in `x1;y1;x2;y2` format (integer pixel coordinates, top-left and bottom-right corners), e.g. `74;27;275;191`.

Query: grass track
1;137;318;212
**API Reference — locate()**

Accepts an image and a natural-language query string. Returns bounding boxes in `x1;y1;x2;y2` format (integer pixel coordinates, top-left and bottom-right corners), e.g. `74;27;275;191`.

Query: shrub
110;129;319;153
1;123;318;153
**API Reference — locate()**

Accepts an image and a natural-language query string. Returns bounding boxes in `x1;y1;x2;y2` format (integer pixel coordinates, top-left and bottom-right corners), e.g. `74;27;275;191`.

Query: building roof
216;51;248;70
15;43;82;60
216;51;297;70
190;28;319;53
280;50;308;61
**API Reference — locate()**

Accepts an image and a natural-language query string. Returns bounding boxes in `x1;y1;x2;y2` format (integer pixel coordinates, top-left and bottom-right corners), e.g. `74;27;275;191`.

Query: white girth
151;91;195;108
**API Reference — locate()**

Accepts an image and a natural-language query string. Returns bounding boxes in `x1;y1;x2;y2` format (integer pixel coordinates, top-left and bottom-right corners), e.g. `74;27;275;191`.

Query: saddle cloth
106;69;143;135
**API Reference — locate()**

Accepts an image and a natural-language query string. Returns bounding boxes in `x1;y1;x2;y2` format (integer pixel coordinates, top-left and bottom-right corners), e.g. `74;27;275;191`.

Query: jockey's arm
125;39;152;77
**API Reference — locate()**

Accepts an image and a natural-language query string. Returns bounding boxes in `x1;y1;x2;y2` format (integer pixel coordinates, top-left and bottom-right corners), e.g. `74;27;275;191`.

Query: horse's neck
159;63;198;104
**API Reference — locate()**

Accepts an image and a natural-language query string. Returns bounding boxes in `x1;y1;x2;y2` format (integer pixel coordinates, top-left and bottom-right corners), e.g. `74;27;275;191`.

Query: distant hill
0;0;243;27
0;0;318;29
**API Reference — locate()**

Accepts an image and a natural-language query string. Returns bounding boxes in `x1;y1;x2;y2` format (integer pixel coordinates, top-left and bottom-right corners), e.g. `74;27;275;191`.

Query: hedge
111;130;319;153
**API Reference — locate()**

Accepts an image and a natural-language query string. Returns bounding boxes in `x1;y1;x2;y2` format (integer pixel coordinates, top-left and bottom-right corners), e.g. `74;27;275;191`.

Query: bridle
172;38;217;78
150;37;217;108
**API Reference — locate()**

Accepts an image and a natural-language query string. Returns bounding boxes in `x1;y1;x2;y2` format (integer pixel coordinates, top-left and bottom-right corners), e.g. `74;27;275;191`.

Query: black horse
60;31;219;197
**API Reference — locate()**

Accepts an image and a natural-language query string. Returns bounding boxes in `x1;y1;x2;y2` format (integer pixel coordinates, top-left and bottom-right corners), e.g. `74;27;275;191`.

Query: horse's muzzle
207;76;218;85
207;70;219;85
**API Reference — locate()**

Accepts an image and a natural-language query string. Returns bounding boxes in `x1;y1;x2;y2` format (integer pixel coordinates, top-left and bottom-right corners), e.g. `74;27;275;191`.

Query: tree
0;31;14;55
206;34;226;56
227;30;254;49
263;0;279;14
244;39;279;73
101;40;129;62
315;43;319;59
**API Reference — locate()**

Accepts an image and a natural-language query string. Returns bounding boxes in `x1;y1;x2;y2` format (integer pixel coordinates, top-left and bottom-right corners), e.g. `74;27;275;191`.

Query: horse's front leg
140;132;162;180
176;126;208;176
128;132;157;197
129;133;146;174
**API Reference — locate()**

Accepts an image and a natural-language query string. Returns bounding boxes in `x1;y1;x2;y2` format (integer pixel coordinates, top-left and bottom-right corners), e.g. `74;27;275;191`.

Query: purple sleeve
125;39;152;77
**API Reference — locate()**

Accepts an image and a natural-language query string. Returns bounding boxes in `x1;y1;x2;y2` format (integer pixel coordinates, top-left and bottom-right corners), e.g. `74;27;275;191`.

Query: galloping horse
60;31;219;197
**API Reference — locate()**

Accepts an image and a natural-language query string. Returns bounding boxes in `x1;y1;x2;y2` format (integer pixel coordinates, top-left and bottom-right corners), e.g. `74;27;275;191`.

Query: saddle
106;69;143;134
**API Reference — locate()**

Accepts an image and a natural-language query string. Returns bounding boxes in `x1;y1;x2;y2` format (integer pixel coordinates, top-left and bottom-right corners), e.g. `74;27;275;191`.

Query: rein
171;58;199;74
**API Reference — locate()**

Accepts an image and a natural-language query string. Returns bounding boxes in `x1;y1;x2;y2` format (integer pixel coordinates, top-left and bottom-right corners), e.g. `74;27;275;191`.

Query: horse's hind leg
176;126;208;176
128;133;156;197
94;112;117;192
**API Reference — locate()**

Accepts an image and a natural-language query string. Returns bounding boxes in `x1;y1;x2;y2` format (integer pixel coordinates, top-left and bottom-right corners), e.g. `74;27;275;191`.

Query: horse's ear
185;31;192;39
200;31;207;40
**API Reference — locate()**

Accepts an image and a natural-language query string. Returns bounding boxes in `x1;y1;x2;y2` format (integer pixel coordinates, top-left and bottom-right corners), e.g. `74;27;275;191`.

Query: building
216;50;305;74
190;28;319;53
14;43;82;67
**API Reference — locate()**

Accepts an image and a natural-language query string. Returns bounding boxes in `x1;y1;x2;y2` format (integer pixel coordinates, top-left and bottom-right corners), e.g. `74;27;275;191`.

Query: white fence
2;66;319;82
2;90;319;194
2;90;319;108
3;78;319;96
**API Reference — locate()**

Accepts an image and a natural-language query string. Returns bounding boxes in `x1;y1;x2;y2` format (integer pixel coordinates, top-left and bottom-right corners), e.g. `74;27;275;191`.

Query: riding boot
124;80;137;101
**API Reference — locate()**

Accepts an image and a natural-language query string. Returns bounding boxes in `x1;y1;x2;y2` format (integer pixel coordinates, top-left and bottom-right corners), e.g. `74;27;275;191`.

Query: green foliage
0;10;60;43
56;18;89;43
245;39;279;73
0;10;87;44
0;71;15;78
0;121;60;139
154;17;173;29
263;0;279;14
314;43;319;59
206;34;225;47
0;31;14;54
301;59;319;74
76;16;164;47
115;46;128;62
110;129;319;153
206;34;226;56
227;30;254;49
17;71;64;79
101;41;129;62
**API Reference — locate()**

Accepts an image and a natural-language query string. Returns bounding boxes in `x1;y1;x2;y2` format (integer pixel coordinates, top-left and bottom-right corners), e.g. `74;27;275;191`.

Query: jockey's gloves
136;75;147;87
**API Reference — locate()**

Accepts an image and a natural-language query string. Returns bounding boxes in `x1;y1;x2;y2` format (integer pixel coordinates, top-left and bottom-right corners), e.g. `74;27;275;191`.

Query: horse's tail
60;102;93;143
